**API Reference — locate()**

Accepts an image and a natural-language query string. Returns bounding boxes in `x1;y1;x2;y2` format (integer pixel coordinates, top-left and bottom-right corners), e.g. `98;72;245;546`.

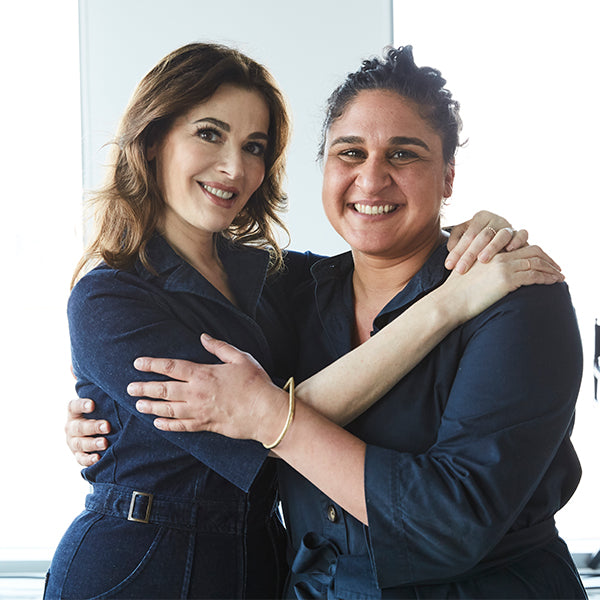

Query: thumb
200;333;244;365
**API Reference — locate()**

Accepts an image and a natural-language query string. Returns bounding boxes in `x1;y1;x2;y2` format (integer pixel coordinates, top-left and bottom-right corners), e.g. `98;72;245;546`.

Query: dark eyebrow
193;117;269;142
389;136;430;151
193;117;230;131
330;135;430;151
330;135;363;147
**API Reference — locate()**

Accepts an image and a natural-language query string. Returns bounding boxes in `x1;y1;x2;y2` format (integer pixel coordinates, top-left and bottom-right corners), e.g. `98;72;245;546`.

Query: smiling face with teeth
148;84;270;248
322;89;454;261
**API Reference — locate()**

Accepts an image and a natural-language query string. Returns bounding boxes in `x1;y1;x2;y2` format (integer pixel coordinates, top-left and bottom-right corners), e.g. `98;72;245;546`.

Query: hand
445;210;529;274
65;398;111;467
130;335;289;445
441;244;564;322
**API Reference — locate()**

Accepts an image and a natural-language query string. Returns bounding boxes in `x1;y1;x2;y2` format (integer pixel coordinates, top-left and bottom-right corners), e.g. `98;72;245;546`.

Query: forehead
329;90;438;141
183;84;270;130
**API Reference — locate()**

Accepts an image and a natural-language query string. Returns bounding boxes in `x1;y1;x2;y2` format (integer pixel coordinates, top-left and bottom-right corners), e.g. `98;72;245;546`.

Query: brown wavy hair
72;42;291;286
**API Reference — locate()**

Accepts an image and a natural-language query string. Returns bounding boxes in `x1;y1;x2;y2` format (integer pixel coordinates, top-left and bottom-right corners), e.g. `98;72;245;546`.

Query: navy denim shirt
46;235;301;599
279;242;585;599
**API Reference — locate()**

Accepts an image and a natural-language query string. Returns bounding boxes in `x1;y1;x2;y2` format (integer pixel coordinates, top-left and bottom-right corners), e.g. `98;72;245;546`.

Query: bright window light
0;2;87;560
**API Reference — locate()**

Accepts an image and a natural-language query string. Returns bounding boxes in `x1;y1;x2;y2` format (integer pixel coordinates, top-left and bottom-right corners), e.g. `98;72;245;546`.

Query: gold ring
486;226;497;236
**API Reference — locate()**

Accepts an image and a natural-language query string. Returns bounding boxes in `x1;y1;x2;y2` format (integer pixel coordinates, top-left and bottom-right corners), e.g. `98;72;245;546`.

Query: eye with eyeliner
194;125;223;143
244;141;267;157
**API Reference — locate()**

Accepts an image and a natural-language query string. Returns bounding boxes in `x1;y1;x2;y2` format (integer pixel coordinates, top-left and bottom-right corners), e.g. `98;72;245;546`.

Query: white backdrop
394;0;600;552
79;0;393;256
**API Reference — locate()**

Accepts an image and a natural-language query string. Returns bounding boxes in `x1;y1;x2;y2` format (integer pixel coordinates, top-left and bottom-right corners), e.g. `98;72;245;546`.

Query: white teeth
202;184;234;200
353;203;396;215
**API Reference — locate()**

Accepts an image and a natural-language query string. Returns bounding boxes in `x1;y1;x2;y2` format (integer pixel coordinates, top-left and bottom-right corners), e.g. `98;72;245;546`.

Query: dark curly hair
318;45;462;164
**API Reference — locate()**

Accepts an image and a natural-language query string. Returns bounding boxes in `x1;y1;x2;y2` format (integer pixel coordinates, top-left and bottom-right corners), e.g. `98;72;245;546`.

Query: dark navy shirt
56;234;306;598
69;234;300;494
279;242;584;599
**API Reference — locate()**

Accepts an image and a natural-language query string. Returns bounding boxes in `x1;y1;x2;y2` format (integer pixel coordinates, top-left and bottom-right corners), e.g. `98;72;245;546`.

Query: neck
350;230;443;346
159;214;237;305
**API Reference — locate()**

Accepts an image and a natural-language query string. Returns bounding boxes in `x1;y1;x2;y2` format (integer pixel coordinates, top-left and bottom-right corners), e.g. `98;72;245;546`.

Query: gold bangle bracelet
263;377;296;450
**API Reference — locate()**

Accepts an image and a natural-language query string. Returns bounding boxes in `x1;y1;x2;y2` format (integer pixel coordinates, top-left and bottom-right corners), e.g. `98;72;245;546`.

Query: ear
443;161;455;198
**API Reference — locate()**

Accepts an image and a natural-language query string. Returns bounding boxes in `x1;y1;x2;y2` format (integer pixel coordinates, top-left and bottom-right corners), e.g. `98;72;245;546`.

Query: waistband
85;482;277;533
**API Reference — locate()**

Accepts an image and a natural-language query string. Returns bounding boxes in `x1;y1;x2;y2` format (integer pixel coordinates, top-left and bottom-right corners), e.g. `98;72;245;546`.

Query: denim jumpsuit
280;242;587;599
45;235;301;599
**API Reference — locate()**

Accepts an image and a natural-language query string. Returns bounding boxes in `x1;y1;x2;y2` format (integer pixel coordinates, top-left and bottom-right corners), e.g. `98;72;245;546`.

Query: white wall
394;0;600;552
80;0;393;255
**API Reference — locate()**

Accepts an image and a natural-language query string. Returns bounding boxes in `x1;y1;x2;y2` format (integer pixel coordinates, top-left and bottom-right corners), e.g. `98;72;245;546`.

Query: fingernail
136;400;147;412
95;439;105;449
84;400;92;411
133;358;143;369
99;422;109;434
127;383;139;396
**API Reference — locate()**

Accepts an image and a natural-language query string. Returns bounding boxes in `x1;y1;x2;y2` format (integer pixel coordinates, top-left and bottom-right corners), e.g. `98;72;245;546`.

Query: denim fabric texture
280;241;586;599
45;235;303;599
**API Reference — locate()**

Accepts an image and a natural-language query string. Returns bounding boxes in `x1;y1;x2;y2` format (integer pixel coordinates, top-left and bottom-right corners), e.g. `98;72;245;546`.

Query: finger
68;434;109;454
519;256;564;278
505;228;529;252
445;226;479;270
511;245;562;272
200;333;247;365
75;451;101;467
127;380;188;400
454;226;499;274
484;212;511;233
67;397;95;417
153;418;193;432
445;221;468;253
512;267;564;287
476;228;515;263
136;398;187;419
133;356;196;381
66;416;111;437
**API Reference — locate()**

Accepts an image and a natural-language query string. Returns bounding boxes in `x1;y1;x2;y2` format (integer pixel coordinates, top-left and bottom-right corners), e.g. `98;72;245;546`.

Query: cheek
321;164;347;212
248;161;266;195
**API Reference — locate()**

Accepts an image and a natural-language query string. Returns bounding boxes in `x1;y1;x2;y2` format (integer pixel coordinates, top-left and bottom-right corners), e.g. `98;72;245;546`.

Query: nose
355;156;391;195
218;145;245;180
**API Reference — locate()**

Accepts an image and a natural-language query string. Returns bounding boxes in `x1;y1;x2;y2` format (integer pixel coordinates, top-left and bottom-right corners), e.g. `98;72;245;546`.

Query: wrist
256;383;291;447
427;284;466;329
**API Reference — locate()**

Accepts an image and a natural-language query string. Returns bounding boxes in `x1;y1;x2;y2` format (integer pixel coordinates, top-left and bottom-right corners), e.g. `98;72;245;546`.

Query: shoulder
68;263;159;318
462;281;582;377
474;281;577;329
283;250;327;277
267;250;327;292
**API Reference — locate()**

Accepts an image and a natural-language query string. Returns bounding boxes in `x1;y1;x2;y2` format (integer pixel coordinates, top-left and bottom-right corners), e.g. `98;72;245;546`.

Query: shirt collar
309;236;451;326
135;234;271;318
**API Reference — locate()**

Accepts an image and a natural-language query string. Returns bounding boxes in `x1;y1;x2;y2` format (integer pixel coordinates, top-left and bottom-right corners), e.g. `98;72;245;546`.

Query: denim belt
85;482;249;533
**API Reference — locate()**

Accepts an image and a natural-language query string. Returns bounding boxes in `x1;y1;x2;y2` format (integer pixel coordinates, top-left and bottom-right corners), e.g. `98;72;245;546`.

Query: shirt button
327;504;338;523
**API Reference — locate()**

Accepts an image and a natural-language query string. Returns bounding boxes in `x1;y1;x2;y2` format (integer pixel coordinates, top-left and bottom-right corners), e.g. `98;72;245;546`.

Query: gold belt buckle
127;491;153;523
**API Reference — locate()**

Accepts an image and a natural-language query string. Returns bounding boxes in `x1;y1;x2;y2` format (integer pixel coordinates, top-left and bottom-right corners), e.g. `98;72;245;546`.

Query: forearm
268;393;368;524
296;285;460;425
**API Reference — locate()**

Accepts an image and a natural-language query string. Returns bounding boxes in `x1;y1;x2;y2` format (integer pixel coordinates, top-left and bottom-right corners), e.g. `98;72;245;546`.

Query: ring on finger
485;225;498;236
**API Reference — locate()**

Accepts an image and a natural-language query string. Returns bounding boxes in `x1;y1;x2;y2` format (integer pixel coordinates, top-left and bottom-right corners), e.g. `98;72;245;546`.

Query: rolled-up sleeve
365;283;583;587
68;268;270;492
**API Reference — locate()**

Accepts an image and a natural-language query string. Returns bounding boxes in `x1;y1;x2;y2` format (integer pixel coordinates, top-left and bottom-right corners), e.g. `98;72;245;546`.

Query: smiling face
322;90;454;260
149;84;270;244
